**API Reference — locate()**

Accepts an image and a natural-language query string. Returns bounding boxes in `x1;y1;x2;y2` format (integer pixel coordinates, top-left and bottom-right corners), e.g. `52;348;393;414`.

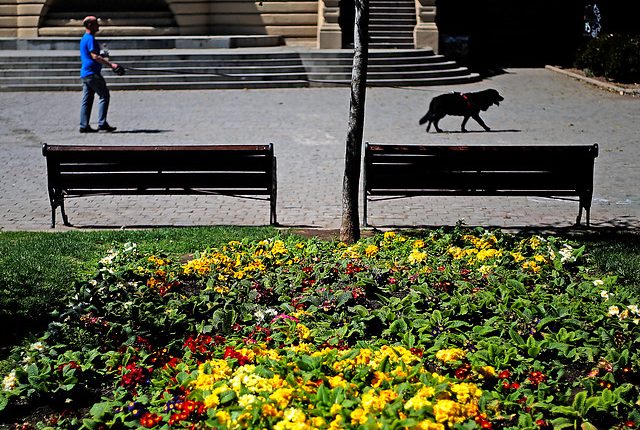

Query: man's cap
82;16;98;27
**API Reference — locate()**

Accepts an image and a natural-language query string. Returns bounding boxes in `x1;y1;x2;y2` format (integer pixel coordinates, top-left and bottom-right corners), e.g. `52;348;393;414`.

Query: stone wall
0;0;319;42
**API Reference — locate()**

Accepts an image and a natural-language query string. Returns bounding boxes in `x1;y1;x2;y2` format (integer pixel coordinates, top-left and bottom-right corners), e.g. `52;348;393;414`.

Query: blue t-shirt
80;33;102;78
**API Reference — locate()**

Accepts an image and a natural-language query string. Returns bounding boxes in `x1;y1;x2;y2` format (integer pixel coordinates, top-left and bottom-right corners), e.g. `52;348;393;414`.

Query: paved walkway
1;67;639;232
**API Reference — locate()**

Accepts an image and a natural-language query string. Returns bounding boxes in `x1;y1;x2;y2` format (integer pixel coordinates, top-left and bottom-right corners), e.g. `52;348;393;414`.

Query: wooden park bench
363;143;599;227
42;144;277;228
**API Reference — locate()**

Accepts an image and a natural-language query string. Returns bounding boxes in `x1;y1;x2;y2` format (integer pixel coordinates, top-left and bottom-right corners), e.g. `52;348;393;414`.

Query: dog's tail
418;110;431;125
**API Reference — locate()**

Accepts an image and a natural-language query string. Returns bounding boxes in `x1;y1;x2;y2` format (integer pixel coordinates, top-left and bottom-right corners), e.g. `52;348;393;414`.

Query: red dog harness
461;93;473;109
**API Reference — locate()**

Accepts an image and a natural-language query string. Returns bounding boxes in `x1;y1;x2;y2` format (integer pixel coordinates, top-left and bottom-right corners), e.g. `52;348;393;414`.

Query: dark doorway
437;0;584;71
339;0;355;48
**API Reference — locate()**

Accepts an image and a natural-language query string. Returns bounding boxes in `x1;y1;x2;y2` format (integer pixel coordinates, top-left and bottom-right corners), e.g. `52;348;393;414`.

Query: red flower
498;369;511;379
139;412;163;428
536;419;552;429
224;346;252;366
528;371;547;385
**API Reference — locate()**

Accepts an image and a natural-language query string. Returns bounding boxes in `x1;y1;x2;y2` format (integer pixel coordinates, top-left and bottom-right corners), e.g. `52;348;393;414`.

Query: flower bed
1;228;639;429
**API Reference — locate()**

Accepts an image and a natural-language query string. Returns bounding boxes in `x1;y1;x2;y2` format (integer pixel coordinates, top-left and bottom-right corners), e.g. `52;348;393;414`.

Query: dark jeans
80;73;110;128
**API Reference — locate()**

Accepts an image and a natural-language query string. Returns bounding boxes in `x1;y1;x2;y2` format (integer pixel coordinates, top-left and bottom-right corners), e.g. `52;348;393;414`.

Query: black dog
418;89;504;132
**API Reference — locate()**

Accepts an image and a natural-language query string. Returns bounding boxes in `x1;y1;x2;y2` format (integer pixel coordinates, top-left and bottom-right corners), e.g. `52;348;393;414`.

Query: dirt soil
564;67;640;90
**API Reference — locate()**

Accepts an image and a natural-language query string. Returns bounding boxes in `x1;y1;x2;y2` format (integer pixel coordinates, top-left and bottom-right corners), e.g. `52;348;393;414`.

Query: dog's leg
433;119;443;133
472;113;491;131
461;116;470;132
426;121;432;132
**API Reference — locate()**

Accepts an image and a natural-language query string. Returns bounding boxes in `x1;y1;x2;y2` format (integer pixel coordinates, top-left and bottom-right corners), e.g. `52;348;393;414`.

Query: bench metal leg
576;197;592;227
270;158;278;226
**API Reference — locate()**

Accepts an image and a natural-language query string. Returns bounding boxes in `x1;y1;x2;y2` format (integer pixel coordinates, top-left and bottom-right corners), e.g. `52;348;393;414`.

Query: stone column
317;0;341;48
414;0;438;52
16;0;44;37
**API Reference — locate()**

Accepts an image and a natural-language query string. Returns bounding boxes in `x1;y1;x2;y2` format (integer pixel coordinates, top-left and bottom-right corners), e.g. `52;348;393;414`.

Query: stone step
0;61;460;77
0;66;473;84
0;36;285;50
0;46;480;91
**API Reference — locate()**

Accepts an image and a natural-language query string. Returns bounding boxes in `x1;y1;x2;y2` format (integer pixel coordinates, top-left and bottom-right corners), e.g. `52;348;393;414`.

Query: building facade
0;0;438;50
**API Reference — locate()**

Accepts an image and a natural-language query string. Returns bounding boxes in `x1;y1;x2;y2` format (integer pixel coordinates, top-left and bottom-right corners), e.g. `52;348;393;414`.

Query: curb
545;65;640;96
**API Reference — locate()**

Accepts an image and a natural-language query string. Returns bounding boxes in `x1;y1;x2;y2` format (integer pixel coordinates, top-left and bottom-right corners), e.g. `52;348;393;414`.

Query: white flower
31;341;45;352
628;304;639;315
2;370;16;391
608;306;620;316
254;309;265;322
600;290;610;300
559;245;575;263
593;279;604;286
123;242;137;253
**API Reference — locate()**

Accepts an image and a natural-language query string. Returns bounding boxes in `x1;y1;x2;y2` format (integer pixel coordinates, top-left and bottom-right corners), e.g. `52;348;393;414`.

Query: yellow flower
522;260;541;273
270;387;295;408
448;246;465;259
477;366;496;378
214;285;231;294
238;394;257;408
193;360;232;390
328;415;344;430
405;386;435;410
383;231;396;240
203;393;219;409
215;410;231;425
476;248;502;261
283;407;306;423
451;382;482;403
415;420;445;430
350;408;368;425
433;399;466;424
510;251;525;262
408;249;427;264
296;324;311;340
435;348;466;363
262;403;282;417
328;375;348;389
330;404;342;415
413;239;425;249
271;240;288;256
365;244;379;257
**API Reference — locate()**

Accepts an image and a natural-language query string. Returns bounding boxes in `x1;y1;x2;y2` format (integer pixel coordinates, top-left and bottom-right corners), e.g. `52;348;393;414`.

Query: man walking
79;16;119;133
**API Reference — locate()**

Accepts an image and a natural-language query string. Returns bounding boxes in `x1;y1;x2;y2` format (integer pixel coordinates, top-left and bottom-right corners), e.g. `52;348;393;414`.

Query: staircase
0;38;480;91
369;0;416;49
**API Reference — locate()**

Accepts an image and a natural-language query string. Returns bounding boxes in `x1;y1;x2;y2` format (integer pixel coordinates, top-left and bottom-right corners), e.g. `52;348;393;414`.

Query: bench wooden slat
54;159;272;173
58;172;272;190
367;172;588;191
43;143;277;227
363;143;598;226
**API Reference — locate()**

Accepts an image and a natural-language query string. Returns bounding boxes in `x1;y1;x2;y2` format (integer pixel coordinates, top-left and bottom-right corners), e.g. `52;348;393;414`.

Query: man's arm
90;51;119;71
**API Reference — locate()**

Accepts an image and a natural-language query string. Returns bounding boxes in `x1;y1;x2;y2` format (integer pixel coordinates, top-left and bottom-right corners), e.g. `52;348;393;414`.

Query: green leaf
219;390;236;404
572;391;587;415
389;319;408;335
89;401;113;420
0;395;8;412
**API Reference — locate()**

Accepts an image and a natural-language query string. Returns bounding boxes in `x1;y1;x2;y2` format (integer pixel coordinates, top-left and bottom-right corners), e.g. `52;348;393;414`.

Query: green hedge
575;34;640;83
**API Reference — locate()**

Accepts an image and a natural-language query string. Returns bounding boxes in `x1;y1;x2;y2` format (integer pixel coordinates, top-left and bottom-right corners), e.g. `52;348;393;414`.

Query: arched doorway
39;0;178;36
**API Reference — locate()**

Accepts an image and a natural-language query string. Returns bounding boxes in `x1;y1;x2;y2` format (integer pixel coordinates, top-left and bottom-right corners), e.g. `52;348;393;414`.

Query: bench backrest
43;144;275;195
364;143;599;195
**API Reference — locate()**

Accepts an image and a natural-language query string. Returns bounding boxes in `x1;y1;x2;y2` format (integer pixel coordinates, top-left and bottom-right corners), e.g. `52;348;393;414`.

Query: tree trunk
339;0;369;244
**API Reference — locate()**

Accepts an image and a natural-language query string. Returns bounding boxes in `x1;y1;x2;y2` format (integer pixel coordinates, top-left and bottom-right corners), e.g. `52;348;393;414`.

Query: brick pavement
1;67;638;231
